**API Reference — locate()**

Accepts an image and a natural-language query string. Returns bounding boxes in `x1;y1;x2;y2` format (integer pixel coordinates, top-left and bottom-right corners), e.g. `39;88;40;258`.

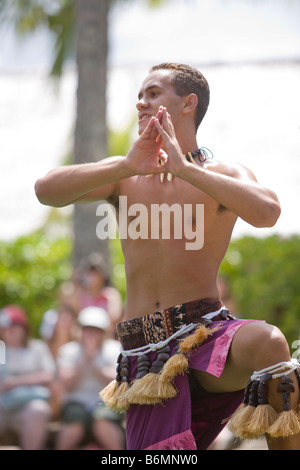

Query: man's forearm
178;162;281;228
35;156;135;207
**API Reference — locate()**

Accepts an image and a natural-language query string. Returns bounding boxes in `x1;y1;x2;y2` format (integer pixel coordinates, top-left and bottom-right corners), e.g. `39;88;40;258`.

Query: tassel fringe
101;323;215;412
229;402;300;440
228;404;257;439
100;379;119;403
100;380;130;412
126;373;177;405
179;324;219;354
247;404;278;435
160;353;189;381
268;410;300;438
124;353;189;406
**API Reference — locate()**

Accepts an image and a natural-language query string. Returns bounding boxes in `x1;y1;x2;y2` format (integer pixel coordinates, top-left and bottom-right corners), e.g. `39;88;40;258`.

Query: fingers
155;116;170;141
141;116;156;138
142;107;164;139
155;107;174;138
141;107;172;141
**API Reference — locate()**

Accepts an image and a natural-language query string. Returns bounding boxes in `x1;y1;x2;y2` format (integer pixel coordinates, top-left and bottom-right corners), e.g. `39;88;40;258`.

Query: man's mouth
139;114;152;123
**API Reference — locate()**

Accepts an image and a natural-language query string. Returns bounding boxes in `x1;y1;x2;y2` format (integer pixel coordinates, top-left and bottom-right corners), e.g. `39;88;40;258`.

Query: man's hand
154;107;186;177
124;107;167;176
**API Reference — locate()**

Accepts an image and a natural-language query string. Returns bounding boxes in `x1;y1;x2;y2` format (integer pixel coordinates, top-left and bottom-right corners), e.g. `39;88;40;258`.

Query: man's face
136;69;183;135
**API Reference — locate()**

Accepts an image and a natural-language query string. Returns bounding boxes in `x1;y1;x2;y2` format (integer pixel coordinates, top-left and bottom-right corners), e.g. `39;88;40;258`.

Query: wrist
173;157;192;178
120;155;137;178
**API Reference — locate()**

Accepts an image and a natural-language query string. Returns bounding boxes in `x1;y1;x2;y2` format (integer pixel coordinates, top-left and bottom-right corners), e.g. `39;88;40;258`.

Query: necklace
151;147;213;182
185;147;213;164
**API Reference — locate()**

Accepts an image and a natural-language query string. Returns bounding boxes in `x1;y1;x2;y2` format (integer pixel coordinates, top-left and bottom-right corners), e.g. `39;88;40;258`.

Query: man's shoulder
205;159;256;181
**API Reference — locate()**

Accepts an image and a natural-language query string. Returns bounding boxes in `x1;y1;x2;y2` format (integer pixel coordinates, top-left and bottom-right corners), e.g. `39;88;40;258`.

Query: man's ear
182;93;198;115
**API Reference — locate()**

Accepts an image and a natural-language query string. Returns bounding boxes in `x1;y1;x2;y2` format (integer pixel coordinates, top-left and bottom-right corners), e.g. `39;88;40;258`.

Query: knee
23;399;52;420
239;322;291;372
254;323;290;370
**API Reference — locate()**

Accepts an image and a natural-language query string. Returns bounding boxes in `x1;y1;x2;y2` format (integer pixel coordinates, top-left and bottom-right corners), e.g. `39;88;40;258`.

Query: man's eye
151;91;158;97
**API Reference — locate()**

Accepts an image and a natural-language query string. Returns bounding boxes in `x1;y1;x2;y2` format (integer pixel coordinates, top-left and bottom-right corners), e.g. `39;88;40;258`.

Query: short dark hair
150;63;210;130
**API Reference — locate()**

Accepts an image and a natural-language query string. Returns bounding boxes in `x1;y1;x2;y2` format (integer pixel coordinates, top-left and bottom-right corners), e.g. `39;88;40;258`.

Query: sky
109;0;300;66
0;0;300;241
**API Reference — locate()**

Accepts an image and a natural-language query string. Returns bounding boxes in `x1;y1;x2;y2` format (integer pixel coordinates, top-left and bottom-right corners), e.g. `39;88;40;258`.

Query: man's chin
138;123;146;135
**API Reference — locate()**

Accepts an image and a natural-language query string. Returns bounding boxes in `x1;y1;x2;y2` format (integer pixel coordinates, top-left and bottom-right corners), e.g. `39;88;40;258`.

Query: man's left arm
178;162;281;228
155;108;281;228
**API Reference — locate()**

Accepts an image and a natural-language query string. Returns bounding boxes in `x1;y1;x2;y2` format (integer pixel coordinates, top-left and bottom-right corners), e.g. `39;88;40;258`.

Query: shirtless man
35;63;300;450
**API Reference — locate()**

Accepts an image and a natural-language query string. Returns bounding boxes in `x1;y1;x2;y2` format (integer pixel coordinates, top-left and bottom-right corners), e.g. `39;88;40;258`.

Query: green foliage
219;235;300;350
0;231;72;336
0;0;75;77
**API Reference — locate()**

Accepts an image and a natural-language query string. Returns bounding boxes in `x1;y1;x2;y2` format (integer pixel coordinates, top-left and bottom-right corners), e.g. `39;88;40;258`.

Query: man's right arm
35;156;135;207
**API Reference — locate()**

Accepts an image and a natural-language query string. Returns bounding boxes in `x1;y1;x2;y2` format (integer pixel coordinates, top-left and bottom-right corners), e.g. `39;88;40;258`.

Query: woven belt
116;298;233;351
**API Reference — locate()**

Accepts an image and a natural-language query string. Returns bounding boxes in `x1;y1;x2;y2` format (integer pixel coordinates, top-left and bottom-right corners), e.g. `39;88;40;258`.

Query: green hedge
219;235;300;350
0;232;72;336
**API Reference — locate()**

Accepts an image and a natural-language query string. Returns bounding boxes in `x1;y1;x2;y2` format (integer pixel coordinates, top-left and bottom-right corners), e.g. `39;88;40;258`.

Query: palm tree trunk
73;0;111;268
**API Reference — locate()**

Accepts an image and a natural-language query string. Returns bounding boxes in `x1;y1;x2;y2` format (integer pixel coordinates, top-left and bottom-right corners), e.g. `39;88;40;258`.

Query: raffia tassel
247;404;278;435
179;324;219;354
160;353;189;381
267;410;300;438
102;381;130;412
126;372;177;405
228;404;257;439
100;379;119;403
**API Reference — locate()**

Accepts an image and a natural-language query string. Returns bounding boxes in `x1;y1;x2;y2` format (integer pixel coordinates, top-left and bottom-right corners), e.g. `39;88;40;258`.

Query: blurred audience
55;306;124;450
40;304;80;420
40;304;79;360
59;252;124;339
0;305;55;450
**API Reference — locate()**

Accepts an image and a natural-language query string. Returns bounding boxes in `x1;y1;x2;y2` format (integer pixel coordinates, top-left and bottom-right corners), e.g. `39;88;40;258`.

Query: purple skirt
125;319;256;450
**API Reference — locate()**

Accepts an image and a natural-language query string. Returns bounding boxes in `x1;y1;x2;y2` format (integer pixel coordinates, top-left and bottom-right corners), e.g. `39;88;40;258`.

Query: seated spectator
0;305;55;449
59;252;124;339
55;306;124;450
40;304;79;420
40;304;79;360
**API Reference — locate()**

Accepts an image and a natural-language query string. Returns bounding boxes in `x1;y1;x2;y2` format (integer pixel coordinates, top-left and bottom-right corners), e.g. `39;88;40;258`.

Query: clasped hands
125;106;185;178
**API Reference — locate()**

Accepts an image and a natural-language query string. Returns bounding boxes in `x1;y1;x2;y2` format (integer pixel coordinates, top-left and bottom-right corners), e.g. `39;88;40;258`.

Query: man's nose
136;97;149;111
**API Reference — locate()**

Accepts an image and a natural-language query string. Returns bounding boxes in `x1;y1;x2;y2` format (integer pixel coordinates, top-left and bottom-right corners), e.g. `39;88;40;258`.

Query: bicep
232;162;258;183
72;182;119;204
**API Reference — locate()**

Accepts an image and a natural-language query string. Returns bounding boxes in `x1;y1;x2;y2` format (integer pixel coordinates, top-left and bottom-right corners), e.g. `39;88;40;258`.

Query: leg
56;422;85;450
19;400;52;450
193;321;300;450
55;402;87;450
92;418;125;450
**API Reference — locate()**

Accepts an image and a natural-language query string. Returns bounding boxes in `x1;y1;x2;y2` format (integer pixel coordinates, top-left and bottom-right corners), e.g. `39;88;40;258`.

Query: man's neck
173;125;198;155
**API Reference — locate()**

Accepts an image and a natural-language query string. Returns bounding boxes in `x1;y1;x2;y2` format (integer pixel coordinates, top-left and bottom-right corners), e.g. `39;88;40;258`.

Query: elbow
34;178;47;205
34;178;62;207
255;200;281;228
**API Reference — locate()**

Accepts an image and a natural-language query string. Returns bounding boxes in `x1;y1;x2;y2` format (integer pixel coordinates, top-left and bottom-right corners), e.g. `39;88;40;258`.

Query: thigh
192;321;291;394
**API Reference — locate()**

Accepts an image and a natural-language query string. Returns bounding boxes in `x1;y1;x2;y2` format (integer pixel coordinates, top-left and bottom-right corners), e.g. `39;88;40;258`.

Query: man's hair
150;63;210;130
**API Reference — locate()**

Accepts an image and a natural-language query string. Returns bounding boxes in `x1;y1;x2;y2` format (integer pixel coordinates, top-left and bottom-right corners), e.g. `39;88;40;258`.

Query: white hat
78;306;110;330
